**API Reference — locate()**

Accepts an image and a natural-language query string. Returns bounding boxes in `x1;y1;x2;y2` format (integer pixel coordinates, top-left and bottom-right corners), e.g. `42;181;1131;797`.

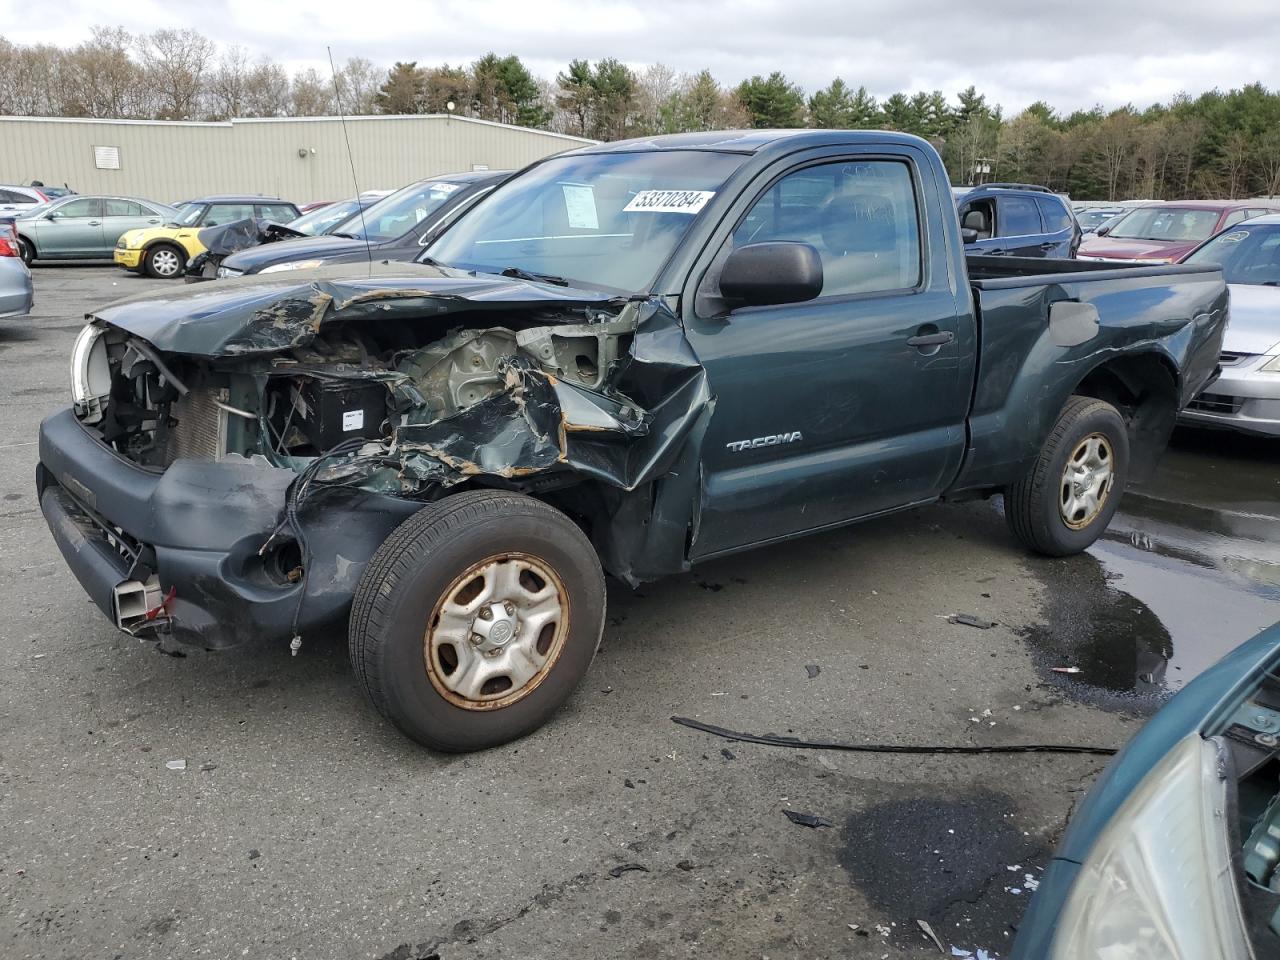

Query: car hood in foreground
90;261;620;356
1223;283;1280;355
1078;235;1199;261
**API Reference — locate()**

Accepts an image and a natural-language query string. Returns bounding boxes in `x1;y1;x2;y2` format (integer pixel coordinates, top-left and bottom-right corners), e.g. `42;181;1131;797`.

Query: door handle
907;330;955;348
88;220;101;226
1039;242;1057;251
984;249;1007;256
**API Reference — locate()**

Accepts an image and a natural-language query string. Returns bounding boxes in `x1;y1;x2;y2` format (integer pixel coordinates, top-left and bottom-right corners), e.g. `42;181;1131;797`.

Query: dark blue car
1013;622;1280;958
954;183;1081;258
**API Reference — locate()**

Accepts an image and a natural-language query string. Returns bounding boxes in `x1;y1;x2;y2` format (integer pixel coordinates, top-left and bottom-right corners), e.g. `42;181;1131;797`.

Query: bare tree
207;44;251;119
1091;110;1140;200
63;27;145;118
632;62;677;135
1218;131;1253;198
136;28;216;119
335;57;381;114
290;67;334;116
243;59;290;117
1257;127;1280;197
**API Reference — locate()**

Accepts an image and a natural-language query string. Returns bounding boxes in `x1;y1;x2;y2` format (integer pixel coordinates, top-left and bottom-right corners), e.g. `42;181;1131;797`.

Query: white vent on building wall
93;145;121;170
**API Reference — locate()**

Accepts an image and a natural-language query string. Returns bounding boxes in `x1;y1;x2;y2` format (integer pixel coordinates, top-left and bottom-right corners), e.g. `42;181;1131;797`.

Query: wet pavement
1023;427;1280;713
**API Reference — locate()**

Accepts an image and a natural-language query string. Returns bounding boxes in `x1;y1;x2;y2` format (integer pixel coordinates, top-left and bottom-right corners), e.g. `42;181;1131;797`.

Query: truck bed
965;254;1216;285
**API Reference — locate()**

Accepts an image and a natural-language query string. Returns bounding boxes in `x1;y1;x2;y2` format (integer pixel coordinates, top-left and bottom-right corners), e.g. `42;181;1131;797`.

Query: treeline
4;26;1280;200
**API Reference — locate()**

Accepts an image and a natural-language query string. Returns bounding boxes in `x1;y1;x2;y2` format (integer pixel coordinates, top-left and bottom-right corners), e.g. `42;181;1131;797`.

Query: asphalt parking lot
2;265;1278;960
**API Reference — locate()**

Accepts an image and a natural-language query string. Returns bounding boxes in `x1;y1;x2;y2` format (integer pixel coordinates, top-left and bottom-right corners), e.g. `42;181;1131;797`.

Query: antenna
327;46;373;267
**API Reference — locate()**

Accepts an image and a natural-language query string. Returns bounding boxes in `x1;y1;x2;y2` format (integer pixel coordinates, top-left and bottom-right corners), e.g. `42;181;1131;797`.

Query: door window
202;204;255;225
731;159;922;297
959;199;995;240
996;196;1042;237
1035;196;1074;233
52;198;101;218
104;199;146;217
256;203;297;222
1222;209;1252;229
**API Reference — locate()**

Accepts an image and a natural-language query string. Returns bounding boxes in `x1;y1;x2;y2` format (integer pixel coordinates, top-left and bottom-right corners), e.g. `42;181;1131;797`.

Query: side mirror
45;211;62;220
719;241;823;307
1095;225;1111;237
961;227;980;244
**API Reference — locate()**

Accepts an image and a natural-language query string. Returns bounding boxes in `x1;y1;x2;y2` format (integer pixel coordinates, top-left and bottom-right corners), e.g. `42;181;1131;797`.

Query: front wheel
1005;395;1129;556
349;490;605;752
144;243;184;279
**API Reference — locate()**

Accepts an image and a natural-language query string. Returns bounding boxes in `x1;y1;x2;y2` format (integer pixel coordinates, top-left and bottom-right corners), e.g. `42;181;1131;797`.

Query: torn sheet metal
197;218;307;257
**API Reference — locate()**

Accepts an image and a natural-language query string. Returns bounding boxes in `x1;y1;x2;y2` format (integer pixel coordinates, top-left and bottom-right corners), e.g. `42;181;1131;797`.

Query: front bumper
113;248;142;269
37;407;419;647
1178;357;1280;437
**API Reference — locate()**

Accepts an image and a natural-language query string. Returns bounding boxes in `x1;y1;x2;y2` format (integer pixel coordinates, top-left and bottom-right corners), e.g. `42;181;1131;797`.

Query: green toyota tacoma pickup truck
39;130;1227;751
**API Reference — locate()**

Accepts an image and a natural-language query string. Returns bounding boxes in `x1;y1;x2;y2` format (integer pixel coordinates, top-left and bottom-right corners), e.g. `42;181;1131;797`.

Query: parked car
297;200;334;214
113;196;301;279
1074;206;1127;235
0;223;33;318
38;130;1226;752
1177;215;1280;436
953;183;1081;257
9;195;180;264
29;182;75;199
210;172;506;278
0;185;50;213
1012;620;1280;959
1078;200;1280;264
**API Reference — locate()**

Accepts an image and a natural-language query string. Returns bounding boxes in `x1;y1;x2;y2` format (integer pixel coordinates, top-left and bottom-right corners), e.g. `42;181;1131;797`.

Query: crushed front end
38;268;708;649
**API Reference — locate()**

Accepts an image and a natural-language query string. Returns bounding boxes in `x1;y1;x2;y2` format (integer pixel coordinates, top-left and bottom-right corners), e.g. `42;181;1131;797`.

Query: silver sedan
1180;217;1280;437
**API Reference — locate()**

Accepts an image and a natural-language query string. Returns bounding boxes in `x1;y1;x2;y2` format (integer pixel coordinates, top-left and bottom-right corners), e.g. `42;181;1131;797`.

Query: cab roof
570;128;932;155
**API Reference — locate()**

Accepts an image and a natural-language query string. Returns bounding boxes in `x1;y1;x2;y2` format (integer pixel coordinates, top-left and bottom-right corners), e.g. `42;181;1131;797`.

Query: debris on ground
949;613;997;629
165;759;186;771
950;948;996;959
200;762;217;772
720;748;735;760
675;860;694;871
1052;666;1082;674
874;923;892;937
607;863;649;878
805;664;821;679
782;809;832;828
248;849;261;860
917;919;945;952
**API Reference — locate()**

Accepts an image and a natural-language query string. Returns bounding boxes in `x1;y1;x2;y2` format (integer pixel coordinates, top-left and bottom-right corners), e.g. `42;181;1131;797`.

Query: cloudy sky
5;0;1278;114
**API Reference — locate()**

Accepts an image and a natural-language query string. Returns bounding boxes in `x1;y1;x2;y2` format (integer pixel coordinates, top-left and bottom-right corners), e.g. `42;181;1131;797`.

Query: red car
1076;199;1280;264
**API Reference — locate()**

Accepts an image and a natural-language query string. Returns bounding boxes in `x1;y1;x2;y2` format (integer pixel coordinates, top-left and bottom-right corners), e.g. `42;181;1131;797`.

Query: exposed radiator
164;386;228;463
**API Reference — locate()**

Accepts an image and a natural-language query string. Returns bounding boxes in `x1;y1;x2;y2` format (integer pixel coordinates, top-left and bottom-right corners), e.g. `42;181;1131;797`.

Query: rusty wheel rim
1060;432;1114;530
423;553;570;711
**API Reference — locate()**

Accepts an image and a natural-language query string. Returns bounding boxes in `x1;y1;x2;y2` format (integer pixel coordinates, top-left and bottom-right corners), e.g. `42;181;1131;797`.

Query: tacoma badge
726;431;803;452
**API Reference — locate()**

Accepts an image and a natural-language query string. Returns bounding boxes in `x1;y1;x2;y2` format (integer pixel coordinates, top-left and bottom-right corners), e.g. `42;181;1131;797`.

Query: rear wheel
349;490;605;752
16;236;33;265
144;243;184;279
1005;395;1129;556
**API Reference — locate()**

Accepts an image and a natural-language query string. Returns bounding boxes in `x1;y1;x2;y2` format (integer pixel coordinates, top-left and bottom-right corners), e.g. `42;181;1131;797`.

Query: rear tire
144;243;184;279
349;490;605;752
17;236;33;265
1005;395;1129;556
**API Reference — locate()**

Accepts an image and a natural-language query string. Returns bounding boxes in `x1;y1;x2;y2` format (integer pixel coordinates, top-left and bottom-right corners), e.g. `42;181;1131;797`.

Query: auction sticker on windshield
623;190;715;214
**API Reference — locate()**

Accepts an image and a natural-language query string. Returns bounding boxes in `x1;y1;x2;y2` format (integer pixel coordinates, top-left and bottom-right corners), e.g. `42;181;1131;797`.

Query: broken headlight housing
259;259;326;274
70;323;111;424
215;265;243;279
1049;734;1252;959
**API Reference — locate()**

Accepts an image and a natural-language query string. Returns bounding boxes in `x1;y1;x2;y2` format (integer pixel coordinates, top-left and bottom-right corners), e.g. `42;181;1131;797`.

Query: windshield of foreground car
1184;223;1280;285
1107;206;1220;243
351;180;468;243
288;198;363;236
426;151;747;294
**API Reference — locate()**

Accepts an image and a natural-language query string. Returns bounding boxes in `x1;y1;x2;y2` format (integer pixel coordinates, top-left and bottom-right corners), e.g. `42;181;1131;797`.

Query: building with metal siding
0;114;595;204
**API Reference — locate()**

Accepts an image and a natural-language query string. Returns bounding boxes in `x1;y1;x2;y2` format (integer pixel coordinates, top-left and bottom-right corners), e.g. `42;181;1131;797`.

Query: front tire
349;490;605;752
144;243;184;279
1005;395;1129;556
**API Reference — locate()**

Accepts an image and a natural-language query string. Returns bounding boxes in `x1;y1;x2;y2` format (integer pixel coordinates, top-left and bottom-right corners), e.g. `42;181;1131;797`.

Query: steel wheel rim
423;552;570;711
1060;432;1114;529
151;249;179;276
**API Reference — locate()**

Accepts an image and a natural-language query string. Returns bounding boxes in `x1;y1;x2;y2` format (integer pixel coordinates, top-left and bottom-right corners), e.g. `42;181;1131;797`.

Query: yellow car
114;195;300;278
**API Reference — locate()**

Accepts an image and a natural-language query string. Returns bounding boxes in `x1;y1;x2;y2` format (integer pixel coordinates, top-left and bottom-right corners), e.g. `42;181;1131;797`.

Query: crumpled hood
1078;235;1196;261
90;261;620;357
1223;283;1280;355
197;218;307;257
220;232;393;271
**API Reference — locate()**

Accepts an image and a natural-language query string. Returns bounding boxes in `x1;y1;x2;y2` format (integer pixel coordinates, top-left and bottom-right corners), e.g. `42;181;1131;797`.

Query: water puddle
1021;429;1280;709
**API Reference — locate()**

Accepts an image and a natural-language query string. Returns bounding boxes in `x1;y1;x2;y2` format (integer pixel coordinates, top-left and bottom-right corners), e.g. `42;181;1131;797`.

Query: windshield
288;199;363;236
427;151;747;293
1076;209;1120;231
1184;224;1280;284
175;204;206;226
1107;206;1220;243
354;180;467;243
